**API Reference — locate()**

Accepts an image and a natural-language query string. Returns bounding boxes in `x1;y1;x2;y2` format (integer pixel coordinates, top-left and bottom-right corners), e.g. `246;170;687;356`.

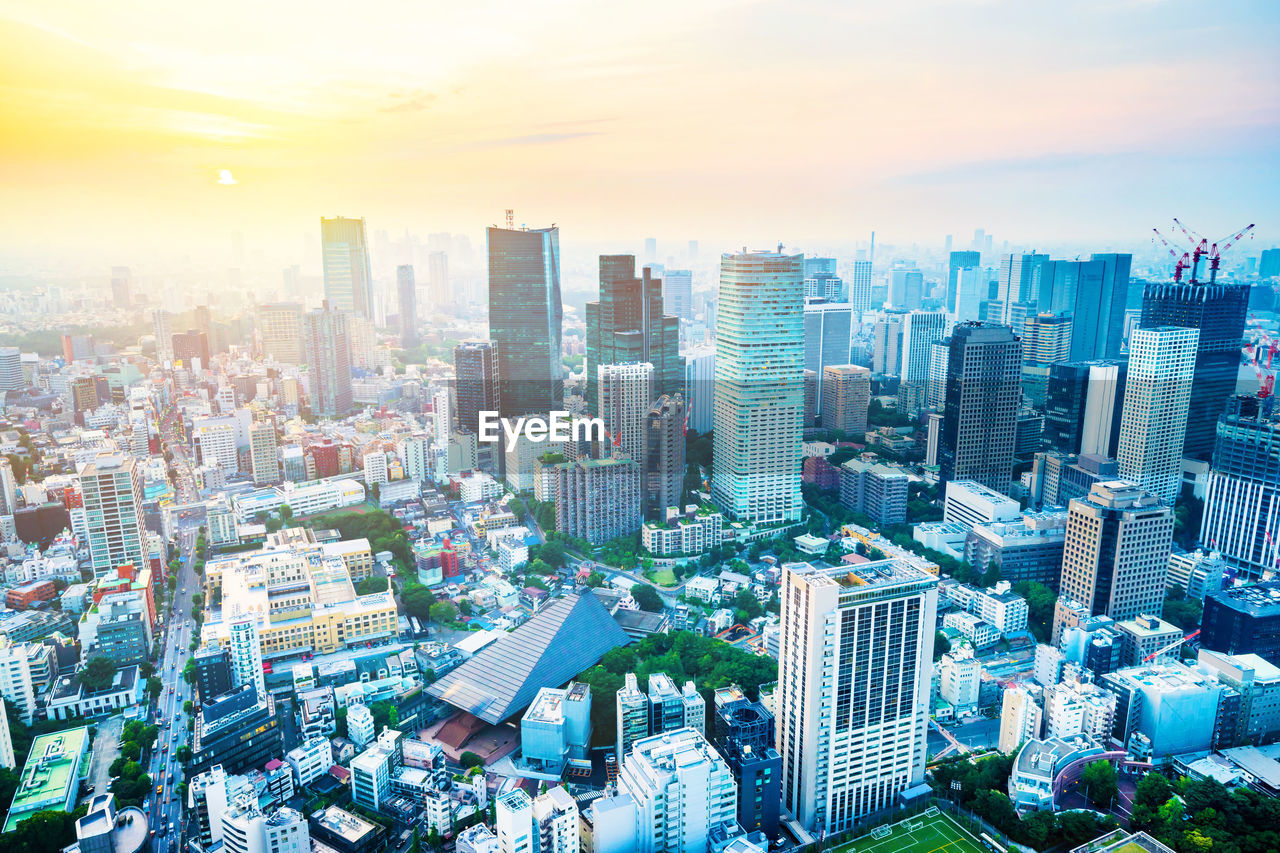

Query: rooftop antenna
505;209;514;230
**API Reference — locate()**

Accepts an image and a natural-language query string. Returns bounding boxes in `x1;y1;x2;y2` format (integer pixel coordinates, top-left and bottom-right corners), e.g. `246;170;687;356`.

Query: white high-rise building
597;362;655;464
221;794;309;853
777;560;937;834
0;698;14;769
616;728;737;853
998;685;1043;753
433;389;452;446
347;702;375;749
952;267;986;325
712;250;804;524
848;260;873;314
938;648;982;711
196;424;238;479
79;454;147;578
495;789;535;853
227;617;267;698
151;311;175;367
248;421;280;486
1117;327;1199;503
901;312;949;384
0;641;53;723
398;434;432;483
363;450;388;487
532;787;579;853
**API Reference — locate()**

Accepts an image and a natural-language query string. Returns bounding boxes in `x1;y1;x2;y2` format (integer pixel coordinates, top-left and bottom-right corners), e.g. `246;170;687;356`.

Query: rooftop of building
786;558;938;593
311;806;378;842
4;726;90;832
1116;614;1181;638
1105;661;1221;693
1208;581;1280;615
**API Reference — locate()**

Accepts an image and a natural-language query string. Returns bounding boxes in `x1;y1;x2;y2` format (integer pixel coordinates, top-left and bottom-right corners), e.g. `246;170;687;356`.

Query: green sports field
832;810;991;853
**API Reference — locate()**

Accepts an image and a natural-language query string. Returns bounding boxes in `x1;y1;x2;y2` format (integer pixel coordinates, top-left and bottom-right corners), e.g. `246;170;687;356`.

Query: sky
1;0;1278;267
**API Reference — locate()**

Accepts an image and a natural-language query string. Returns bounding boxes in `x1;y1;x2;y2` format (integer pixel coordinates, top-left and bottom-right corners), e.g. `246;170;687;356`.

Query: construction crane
1160;219;1255;283
1151;227;1191;283
1207;223;1256;283
1245;313;1277;398
1143;629;1201;663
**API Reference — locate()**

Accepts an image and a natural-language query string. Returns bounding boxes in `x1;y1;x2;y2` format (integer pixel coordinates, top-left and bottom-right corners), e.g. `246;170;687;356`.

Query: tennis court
832;809;992;853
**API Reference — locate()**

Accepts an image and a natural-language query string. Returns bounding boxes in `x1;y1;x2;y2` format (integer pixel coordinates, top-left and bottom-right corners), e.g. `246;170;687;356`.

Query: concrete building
597;362;655;466
520;682;592;774
3;727;90;832
999;685;1043;753
1020;313;1073;407
285;736;333;788
1115;615;1183;667
839;458;908;524
1101;662;1228;756
711;685;781;839
901;312;948;385
257;303;305;366
553;457;641;545
303;303;354;418
495;789;534;853
1201;581;1280;661
643;394;685;520
1200;395;1280;580
196;424;238;479
531;786;579;853
820;365;871;435
938;648;982;713
964;511;1068;591
1166;549;1227;600
943;480;1020;528
1196;649;1280;747
79;454;147;578
615;672;704;765
220;794;309;853
248;421;280;485
1117;327;1199;503
777;560;937;834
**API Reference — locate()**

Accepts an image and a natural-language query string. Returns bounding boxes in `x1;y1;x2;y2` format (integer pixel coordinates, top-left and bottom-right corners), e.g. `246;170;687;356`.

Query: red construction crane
1160;219;1255;283
1245;313;1277;398
1143;629;1200;662
1151;228;1191;283
1207;223;1256;283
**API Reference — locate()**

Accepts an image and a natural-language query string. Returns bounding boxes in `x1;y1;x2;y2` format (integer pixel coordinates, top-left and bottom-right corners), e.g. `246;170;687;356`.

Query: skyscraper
586;256;681;407
257;303;305;366
777;559;937;834
110;266;132;309
900;311;949;385
847;260;873;314
1044;361;1126;457
1020;313;1074;407
454;341;498;435
889;268;924;309
1140;281;1249;460
663;269;694;321
553;457;641;545
803;302;854;411
321;216;374;318
712;250;804;524
488;224;563;419
1033;257;1130;361
1200;395;1280;579
151;311;174;367
996;252;1049;324
302;303;353;418
820;365;871;434
939;323;1022;491
248;421;280;486
947;251;981;314
1117;326;1198;504
871;313;905;375
396;265;417;348
427;250;450;307
79;454;146;578
1051;480;1173;643
597;362;655;465
643;395;686;519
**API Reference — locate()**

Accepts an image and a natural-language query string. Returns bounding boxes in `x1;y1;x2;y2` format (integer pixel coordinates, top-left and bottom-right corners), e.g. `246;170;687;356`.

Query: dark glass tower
713;686;782;839
487;225;563;419
1033;254;1130;361
940;323;1022;490
585;255;682;409
1140;282;1249;460
454;341;498;435
1044;360;1127;457
947;250;980;313
397;264;417;348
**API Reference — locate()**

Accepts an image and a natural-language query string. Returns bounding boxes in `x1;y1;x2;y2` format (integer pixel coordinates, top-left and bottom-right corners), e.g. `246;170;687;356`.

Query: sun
217;169;238;185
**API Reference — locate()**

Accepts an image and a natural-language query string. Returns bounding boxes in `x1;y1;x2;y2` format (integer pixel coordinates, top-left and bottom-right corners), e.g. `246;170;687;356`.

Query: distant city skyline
1;1;1278;265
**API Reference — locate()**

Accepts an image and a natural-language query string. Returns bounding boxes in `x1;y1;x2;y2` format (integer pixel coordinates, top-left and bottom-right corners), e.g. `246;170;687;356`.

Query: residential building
586;255;682;406
820;365;871;435
221;794;309;853
350;729;404;812
531;786;579;853
488;224;563;419
999;685;1043;753
196;423;238;479
79;454;147;578
1117;327;1199;503
248;421;280;485
1196;649;1280;746
839;459;908;524
939;323;1022;491
495;789;534;853
1165;549;1227;600
615;672;705;764
321;216;373;318
712;685;781;838
302;303;354;418
396;265;418;347
285;736;334;788
712;250;804;525
938;648;982;712
554;456;641;545
190;686;283;777
1115;615;1183;667
598;362;654;465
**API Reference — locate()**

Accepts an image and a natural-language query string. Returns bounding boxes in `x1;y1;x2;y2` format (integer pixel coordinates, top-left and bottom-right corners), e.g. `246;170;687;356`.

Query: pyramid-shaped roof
426;592;630;723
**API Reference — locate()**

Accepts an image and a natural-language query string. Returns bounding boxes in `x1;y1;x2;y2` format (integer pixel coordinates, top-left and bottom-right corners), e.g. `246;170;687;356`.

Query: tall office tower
820;365;871;434
1044;361;1127;457
302;303;354;418
712;250;804;524
803;303;854;411
586;256;682;407
488;224;563;419
871;313;905;375
321;216;374;318
777;560;938;834
617;728;737;853
1039;252;1131;358
1051;480;1174;643
1200;395;1280;579
804;273;844;302
80;454;146;577
553;456;641;545
598;362;655;464
151;311;175;367
0;347;21;394
901;311;948;384
227;616;267;698
0;458;17;516
947;251;981;313
939;323;1022;491
848;260;873;314
1020;313;1074;407
257;302;305;365
889;268;923;309
643;395;686;519
712;685;782;838
927;342;950;408
454;341;498;435
248;421;280;486
425;250;449;306
110;266;132;309
1140;282;1250;460
396;265;418;348
683;346;715;434
996;253;1049;324
663;269;694;321
953;266;989;324
1117;327;1199;503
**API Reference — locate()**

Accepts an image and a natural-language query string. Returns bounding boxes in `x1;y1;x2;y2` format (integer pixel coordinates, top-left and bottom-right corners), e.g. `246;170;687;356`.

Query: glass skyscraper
712;249;804;524
1033;254;1131;361
487;225;563;419
320;216;374;319
585;255;682;408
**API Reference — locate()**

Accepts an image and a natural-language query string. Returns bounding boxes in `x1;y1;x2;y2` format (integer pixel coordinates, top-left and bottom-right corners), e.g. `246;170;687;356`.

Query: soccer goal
872;826;893;840
908;822;924;832
923;806;941;818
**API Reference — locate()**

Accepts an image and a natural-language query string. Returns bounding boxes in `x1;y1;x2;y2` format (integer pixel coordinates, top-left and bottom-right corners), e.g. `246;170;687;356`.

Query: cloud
461;131;602;151
379;90;437;113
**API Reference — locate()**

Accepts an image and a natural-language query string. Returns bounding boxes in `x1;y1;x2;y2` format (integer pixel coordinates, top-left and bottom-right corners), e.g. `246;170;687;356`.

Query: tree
631;584;664;613
527;558;556;576
78;656;117;692
175;745;191;763
733;588;764;623
1012;580;1057;643
429;600;458;624
265;517;284;533
280;504;293;521
1080;759;1118;808
585;571;606;588
537;540;567;568
119;741;141;762
1163;588;1203;630
9;809;83;853
933;631;951;660
356;576;390;596
146;677;162;700
459;751;483;769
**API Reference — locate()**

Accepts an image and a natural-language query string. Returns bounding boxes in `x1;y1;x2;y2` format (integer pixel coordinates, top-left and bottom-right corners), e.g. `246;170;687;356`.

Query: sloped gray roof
426;593;630;723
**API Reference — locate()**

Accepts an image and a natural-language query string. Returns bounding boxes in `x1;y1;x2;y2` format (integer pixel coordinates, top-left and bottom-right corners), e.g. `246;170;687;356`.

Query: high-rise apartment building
820;365;871;435
248;421;280;486
643;395;685;520
553;457;641;545
1020;313;1073;407
1200;395;1280;579
614;672;704;764
196;424;238;480
712;250;804;524
586;256;682;407
227;616;267;699
257;303;305;366
302;303;353;418
1051;480;1174;643
1117;326;1198;503
777;560;937;834
151;311;175;367
872;313;904;375
428;250;449;306
80;454;146;578
712;685;782;838
488;225;563;419
454;341;498;435
998;685;1043;753
939;323;1022;491
321;216;374;318
1140;282;1250;460
848;259;873;314
1044;361;1126;458
597;362;655;465
663;269;694;321
396;265;418;348
220;796;309;853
